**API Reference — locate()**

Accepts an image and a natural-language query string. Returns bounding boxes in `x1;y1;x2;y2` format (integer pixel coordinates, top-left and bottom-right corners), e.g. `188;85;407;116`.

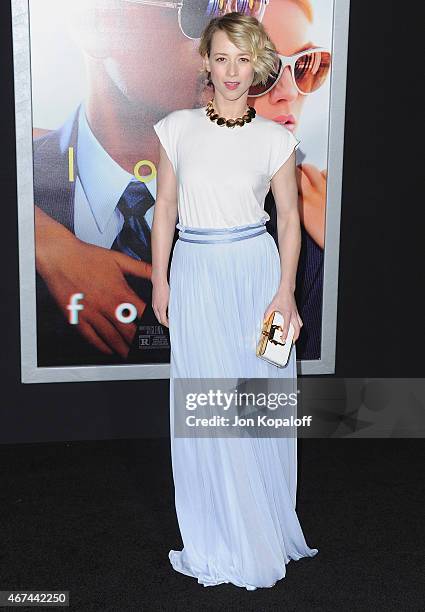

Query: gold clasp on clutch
256;311;286;356
268;324;286;346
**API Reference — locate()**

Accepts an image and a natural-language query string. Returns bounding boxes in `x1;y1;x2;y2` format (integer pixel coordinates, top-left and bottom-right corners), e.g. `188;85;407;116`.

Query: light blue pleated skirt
168;220;318;591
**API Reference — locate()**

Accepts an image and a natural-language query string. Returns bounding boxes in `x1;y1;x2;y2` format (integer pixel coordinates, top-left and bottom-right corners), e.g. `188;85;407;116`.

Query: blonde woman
152;11;318;591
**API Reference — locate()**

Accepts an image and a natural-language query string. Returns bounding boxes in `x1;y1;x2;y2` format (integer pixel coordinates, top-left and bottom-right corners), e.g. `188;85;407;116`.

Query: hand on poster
35;206;151;358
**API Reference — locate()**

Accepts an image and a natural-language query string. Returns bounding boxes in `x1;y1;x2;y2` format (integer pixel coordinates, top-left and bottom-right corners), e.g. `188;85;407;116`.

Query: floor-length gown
153;107;318;590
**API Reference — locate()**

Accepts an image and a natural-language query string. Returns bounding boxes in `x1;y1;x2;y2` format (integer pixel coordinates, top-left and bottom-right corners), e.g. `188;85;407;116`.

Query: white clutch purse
256;310;295;368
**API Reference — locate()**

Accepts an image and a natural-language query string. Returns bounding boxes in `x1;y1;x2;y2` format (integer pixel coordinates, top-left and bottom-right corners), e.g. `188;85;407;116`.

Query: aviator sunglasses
125;0;270;39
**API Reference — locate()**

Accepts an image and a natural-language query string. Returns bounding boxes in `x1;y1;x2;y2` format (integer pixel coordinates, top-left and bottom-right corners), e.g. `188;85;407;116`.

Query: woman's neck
211;96;249;119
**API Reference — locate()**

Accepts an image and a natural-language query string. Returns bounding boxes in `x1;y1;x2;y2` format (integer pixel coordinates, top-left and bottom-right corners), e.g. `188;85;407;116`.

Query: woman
151;12;318;591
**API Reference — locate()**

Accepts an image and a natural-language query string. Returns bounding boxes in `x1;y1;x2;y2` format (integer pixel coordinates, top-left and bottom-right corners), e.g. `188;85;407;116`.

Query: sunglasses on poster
124;0;269;39
248;48;331;97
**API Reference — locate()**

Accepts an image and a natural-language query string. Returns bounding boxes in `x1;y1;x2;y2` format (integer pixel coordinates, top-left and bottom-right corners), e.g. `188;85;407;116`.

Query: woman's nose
226;62;239;77
269;66;298;103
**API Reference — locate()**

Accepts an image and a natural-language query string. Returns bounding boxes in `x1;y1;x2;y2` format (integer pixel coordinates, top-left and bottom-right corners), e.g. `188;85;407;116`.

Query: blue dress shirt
74;103;155;248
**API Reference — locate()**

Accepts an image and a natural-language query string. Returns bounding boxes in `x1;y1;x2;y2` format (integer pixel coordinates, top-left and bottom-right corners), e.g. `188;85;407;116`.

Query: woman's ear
203;53;210;74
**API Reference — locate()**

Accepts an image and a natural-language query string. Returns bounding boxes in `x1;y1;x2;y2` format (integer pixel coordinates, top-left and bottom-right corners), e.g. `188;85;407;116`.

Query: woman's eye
215;57;249;62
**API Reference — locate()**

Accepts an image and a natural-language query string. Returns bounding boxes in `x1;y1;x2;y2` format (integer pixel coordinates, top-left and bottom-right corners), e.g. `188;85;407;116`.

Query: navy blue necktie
111;180;154;305
112;179;154;263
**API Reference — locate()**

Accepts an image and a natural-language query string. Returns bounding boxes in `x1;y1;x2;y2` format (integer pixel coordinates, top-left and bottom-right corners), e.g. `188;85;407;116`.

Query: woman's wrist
151;271;168;286
278;281;296;295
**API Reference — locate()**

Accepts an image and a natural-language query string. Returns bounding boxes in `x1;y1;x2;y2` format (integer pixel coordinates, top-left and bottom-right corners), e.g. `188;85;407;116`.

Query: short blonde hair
197;12;278;88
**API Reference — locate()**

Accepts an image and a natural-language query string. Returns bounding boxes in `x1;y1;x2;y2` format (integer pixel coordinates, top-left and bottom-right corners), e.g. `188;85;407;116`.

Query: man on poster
34;0;203;365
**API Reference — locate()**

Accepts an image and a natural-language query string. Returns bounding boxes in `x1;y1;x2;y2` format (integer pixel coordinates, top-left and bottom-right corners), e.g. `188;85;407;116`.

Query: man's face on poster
67;0;201;113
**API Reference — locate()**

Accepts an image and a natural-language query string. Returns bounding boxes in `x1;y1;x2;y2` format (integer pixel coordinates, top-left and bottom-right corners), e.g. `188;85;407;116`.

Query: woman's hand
152;278;170;328
263;287;303;343
35;206;151;357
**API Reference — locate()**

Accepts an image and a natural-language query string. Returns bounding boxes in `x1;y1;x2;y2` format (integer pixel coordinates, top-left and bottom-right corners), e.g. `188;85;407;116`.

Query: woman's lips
273;114;296;132
224;82;240;90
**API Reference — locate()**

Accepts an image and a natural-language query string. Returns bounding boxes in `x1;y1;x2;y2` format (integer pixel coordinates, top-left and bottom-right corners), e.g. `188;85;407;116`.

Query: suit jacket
34;103;171;366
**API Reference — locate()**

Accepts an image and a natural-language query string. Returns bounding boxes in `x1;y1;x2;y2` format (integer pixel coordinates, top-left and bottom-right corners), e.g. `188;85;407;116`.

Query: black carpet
1;439;423;611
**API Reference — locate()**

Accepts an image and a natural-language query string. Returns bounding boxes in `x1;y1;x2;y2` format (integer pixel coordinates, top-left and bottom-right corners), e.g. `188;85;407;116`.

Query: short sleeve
269;127;300;180
153;112;178;173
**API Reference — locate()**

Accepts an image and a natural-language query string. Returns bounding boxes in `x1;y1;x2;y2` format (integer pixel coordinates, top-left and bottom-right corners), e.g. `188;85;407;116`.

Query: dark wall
0;2;419;444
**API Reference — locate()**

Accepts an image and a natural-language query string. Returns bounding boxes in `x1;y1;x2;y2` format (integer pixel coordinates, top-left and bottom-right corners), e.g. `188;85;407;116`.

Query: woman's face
204;30;255;104
248;0;312;133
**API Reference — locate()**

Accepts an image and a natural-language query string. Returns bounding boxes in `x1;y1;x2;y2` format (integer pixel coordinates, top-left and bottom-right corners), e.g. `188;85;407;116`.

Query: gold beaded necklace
205;99;256;128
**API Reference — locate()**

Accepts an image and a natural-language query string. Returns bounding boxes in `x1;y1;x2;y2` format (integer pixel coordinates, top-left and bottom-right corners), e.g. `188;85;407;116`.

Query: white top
153;106;300;229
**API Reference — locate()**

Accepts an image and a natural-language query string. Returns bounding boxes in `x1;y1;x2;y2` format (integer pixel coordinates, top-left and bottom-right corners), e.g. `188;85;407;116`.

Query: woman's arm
263;150;303;342
271;150;301;293
151;142;178;327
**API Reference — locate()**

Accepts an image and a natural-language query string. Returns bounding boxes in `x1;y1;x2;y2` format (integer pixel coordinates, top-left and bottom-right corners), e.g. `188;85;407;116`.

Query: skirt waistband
176;220;268;244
